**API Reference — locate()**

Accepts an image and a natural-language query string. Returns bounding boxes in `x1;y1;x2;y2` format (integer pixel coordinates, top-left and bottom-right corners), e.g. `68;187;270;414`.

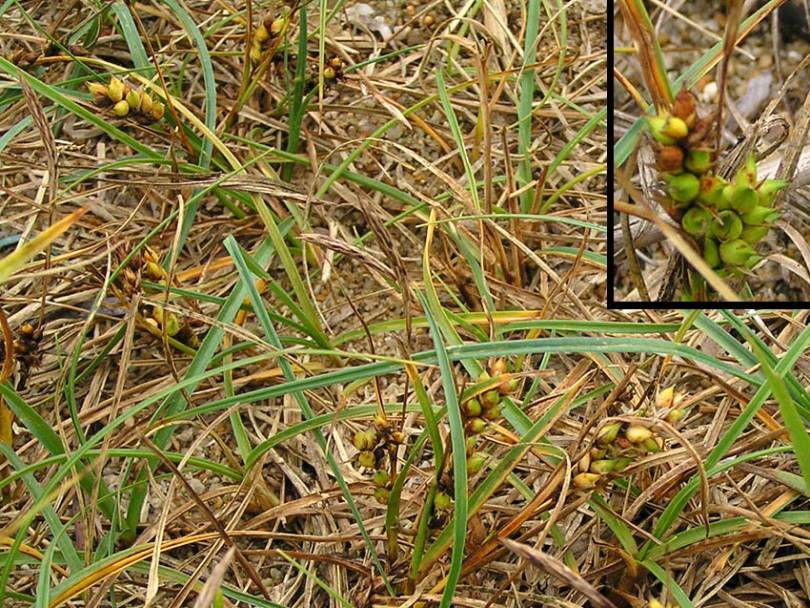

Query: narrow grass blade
417;291;467;608
0;208;85;284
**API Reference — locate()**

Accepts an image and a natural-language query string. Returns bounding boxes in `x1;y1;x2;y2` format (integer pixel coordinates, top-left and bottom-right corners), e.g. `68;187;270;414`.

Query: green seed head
703;237;721;268
757;178;790;207
151;101;166;121
681;206;712;237
710;210;743;241
249;41;262;63
373;487;390;505
642;437;661;453
666;408;686;424
357;450;376;469
141;92;153;113
740;225;770;245
466;417;487;434
86;82;109;101
684;149;712;174
113;100;130;117
697;174;727;208
254;23;270;43
499;377;519;395
589;459;616;474
647;115;676;145
464;398;482;417
729;185;758;214
126;89;141;111
719;239;755;266
483;390;501;408
467;452;488;474
597;423;621;445
625;424;653;444
573;472;601;489
664;172;700;204
434;491;452;510
741;206;780;226
662;115;689;140
735;152;758;187
108;77;125;102
352;430;370;450
482;404;502;421
373;469;390;487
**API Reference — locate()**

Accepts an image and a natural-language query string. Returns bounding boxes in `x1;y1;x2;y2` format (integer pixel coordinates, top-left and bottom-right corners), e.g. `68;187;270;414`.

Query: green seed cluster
647;89;788;275
250;16;285;63
573;387;688;490
573;421;663;489
87;77;165;122
461;359;518;471
352;416;405;505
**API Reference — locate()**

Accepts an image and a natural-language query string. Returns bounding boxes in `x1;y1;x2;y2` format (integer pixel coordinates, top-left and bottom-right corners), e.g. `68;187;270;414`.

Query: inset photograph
612;0;810;305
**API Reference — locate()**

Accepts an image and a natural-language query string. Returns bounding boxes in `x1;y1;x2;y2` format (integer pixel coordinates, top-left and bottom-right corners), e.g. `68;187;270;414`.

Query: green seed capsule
151;101;165;121
719;239;754;266
703;237;721;268
681;206;712;237
662;115;689;140
740;225;769;244
647;115;676;145
625;424;653;444
483;390;500;408
357;450;376;468
741;206;780;226
254;23;270;43
126;89;141;111
113;100;130;117
757;178;790;207
735;152;758;188
464;398;482;417
374;487;390;505
499;377;519;395
482;405;502;421
353;431;369;451
108;77;125;103
664;172;700;204
710;210;743;241
597;423;621;445
249;41;262;63
728;185;758;214
666;408;686;424
86;82;109;102
467;417;486;434
697;174;727;208
573;472;601;489
684;149;712;174
643;437;661;453
589;459;616;474
467;452;487;474
434;491;452;510
373;469;390;487
141;92;153;113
